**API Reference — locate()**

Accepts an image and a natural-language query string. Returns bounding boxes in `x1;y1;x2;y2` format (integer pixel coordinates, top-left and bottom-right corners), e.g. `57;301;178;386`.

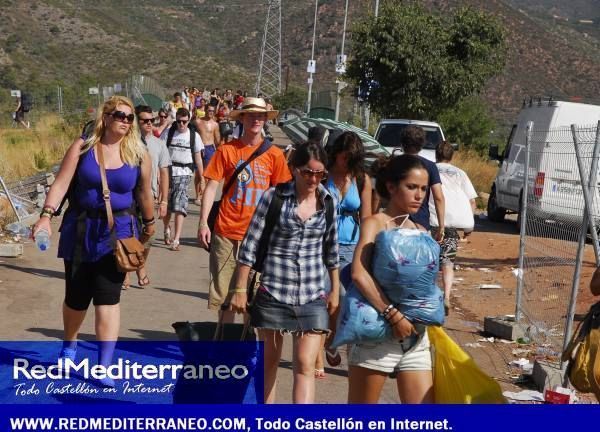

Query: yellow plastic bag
428;326;507;404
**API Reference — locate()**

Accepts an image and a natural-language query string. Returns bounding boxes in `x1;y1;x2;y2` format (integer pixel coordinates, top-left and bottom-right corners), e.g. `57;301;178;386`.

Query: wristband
381;304;395;318
232;288;247;293
40;208;54;219
159;201;168;206
43;204;57;213
143;219;156;227
198;221;209;229
142;217;155;225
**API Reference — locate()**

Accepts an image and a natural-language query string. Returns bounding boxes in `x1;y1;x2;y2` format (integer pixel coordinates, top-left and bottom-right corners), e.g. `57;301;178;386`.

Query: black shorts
64;254;125;310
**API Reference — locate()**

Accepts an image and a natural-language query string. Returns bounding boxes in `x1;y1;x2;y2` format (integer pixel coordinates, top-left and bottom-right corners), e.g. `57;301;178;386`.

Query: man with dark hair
161;107;204;251
128;105;172;287
400;126;445;241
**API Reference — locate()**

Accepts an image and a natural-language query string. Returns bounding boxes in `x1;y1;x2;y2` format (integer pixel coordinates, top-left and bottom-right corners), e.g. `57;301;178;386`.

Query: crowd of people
32;90;481;403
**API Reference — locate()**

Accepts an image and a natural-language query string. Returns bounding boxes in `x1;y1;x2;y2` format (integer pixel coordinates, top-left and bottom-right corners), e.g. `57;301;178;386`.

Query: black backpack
20;93;32;112
166;123;197;169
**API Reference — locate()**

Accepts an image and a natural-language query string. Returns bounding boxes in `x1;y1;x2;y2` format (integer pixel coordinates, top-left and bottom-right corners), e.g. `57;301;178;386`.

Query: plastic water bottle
5;221;32;238
35;229;50;251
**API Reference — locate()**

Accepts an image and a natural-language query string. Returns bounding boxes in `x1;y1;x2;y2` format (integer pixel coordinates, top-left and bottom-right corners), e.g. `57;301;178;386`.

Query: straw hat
230;97;279;121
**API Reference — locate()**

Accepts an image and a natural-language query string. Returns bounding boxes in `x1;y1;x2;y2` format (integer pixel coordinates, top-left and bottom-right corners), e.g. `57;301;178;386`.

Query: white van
374;119;445;162
488;100;600;224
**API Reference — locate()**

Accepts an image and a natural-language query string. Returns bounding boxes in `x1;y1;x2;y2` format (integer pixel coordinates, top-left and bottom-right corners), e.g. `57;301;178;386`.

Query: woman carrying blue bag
341;155;444;404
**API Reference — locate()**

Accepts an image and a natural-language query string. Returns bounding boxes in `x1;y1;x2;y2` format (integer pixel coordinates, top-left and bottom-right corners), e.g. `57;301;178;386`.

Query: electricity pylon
256;0;282;98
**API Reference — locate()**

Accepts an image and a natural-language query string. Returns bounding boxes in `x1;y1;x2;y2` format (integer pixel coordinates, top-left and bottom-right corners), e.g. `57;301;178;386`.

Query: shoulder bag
97;143;146;272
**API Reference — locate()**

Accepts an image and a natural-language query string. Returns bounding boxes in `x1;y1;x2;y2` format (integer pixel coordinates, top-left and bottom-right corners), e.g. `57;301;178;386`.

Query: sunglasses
176;119;189;125
139;118;155;124
159;115;168;119
207;110;215;113
299;168;327;180
109;111;135;124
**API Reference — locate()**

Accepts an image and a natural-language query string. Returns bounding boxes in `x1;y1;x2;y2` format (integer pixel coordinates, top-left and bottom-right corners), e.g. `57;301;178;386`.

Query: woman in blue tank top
33;96;154;384
316;131;372;376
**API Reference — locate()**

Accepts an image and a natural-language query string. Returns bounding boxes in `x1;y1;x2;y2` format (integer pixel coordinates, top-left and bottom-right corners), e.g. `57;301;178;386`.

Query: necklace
332;174;351;197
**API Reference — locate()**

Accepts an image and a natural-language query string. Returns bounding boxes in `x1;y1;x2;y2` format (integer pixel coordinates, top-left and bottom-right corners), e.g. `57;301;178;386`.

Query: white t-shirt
160;128;204;177
429;162;478;229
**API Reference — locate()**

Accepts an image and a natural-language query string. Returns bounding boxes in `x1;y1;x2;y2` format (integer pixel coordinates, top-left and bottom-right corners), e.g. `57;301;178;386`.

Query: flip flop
170;240;180;251
122;274;130;290
138;275;150;287
314;369;326;379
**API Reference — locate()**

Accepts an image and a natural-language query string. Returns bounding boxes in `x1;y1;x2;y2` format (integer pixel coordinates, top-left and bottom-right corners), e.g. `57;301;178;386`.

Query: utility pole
363;0;379;131
256;0;282;97
306;0;319;116
334;0;349;122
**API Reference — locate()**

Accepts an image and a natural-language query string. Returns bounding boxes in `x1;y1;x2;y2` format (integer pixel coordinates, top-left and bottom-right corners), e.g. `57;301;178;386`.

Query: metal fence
517;122;600;364
2;75;168;128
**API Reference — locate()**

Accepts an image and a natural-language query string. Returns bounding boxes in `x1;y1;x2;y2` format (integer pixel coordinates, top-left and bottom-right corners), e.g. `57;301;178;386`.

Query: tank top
325;177;361;245
57;148;140;262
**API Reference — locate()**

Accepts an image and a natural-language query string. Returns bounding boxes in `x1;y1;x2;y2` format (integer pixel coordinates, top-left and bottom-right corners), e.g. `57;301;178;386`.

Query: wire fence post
515;121;533;322
0;175;22;222
563;123;600;368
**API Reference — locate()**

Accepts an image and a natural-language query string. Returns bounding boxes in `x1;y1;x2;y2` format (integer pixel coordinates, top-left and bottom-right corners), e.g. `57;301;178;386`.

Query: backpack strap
189;125;196;162
166;123;177;148
323;194;335;264
252;183;286;273
221;139;272;198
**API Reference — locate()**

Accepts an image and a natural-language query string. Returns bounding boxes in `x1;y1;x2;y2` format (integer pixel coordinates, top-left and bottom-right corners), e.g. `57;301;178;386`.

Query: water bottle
5;221;32;238
35;229;51;251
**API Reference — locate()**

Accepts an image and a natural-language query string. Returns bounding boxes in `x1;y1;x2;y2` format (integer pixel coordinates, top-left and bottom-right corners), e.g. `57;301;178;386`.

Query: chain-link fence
517;122;600;363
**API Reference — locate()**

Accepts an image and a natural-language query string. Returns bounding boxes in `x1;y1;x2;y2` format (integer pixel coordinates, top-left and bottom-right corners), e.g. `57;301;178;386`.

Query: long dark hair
375;155;427;200
326;131;365;178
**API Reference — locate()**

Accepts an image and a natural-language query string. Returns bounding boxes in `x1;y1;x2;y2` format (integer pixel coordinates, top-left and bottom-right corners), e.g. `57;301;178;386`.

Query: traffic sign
307;60;316;74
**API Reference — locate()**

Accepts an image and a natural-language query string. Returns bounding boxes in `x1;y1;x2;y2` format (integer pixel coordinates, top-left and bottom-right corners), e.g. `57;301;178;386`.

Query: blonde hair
81;96;145;166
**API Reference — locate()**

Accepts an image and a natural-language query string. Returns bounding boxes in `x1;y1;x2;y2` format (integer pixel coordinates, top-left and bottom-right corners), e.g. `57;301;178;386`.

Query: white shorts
348;332;432;374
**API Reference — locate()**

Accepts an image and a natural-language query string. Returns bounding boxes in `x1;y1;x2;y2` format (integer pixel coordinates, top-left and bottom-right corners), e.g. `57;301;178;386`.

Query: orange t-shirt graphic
204;139;292;240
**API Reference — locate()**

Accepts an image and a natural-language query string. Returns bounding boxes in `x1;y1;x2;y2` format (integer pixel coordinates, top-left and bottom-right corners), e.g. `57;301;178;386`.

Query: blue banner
0;341;263;404
0;404;595;432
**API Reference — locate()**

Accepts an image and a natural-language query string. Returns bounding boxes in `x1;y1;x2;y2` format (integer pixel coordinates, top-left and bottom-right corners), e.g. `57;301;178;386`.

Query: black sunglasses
139;118;155;124
109;111;135;124
159;115;168;119
176;119;189;125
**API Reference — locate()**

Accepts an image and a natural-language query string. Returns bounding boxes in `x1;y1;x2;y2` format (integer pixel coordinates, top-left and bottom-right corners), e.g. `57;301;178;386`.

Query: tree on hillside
345;2;507;120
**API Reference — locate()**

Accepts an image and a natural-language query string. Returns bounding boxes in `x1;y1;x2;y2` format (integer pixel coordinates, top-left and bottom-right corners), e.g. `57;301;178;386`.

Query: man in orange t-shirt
198;97;290;320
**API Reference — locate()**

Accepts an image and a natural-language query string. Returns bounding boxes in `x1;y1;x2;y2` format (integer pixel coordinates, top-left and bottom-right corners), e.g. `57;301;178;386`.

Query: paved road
0;127;524;403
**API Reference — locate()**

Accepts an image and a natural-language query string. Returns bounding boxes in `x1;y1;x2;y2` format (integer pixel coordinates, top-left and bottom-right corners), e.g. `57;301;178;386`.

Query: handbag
562;300;600;401
204;139;273;250
96;142;146;273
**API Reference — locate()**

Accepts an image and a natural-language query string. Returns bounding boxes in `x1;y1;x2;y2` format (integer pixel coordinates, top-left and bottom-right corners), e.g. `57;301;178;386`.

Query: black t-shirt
410;155;441;230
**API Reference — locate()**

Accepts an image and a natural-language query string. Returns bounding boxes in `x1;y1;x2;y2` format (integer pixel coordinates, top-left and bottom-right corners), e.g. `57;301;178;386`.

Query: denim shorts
337;244;356;296
250;287;330;334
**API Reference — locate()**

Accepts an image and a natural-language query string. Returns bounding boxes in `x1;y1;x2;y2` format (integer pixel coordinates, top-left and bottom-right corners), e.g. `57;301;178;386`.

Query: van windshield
376;124;442;150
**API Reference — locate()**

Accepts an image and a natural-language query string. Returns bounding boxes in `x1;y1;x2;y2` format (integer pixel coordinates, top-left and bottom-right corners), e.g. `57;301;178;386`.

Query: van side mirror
489;144;502;162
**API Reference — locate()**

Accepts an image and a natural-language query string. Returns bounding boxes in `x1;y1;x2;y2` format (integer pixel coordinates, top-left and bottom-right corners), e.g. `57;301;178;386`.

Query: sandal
314;368;326;379
138;275;150;287
170;240;180;251
325;347;342;367
122;274;130;290
164;227;172;246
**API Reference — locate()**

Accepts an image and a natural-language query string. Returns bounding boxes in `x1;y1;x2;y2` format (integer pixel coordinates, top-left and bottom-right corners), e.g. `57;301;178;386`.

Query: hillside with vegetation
0;0;599;129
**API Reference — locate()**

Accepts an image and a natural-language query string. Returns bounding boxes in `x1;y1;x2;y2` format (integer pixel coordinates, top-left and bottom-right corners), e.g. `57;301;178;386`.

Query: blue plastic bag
372;228;445;325
330;281;391;349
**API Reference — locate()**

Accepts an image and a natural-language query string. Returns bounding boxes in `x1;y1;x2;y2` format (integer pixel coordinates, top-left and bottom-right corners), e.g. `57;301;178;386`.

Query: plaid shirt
238;182;339;306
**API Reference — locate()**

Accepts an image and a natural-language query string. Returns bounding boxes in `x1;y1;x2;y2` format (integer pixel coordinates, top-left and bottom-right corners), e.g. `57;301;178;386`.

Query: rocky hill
0;0;599;128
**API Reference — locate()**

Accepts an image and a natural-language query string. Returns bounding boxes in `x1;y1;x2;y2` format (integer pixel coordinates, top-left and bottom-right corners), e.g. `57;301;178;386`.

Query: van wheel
487;187;506;222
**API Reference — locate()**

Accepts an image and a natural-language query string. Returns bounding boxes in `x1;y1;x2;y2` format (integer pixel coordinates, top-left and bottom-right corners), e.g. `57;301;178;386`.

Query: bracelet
40;208;54;219
159;201;168;206
381;304;395;318
143;220;156;227
198;221;209;229
232;288;247;293
43;204;56;213
142;217;155;225
392;314;406;325
384;308;398;321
